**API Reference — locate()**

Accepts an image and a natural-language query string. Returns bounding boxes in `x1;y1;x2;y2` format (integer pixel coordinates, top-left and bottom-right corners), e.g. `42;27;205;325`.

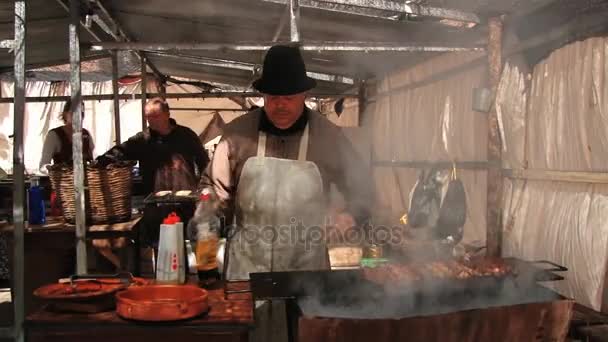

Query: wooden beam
372;160;492;170
486;16;504;258
504;169;608;185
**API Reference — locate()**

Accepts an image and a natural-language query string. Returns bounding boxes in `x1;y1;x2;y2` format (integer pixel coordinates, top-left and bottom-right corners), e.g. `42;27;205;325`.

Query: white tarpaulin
527;37;608;172
0;80;240;174
496;62;528;170
500;37;608;311
367;51;488;244
503;179;608;310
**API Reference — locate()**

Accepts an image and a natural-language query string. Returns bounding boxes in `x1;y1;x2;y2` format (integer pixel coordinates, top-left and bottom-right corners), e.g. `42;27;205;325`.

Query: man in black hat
199;45;372;341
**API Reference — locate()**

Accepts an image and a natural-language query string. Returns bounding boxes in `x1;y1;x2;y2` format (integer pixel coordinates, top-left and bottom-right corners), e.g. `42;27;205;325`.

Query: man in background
97;97;209;263
98;97;208;194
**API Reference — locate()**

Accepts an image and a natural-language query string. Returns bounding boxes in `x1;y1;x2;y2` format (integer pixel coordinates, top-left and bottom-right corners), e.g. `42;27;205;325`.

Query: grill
249;258;573;342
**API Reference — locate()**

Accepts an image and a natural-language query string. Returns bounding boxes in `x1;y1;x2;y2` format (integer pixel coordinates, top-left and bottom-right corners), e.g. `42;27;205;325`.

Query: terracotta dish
116;285;209;321
34;277;148;313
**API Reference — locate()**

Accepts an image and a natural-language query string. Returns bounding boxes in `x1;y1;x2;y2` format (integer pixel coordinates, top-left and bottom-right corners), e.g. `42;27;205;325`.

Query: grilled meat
362;264;422;284
362;258;513;284
465;257;514;277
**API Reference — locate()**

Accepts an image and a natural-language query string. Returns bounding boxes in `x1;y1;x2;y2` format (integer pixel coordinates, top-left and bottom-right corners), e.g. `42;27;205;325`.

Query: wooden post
486;17;504;257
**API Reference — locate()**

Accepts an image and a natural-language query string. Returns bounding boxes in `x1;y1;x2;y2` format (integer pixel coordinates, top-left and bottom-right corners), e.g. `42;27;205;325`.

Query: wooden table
0;216;142;314
25;282;254;342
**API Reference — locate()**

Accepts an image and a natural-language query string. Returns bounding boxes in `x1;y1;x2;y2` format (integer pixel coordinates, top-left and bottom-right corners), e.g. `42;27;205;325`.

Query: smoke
295;269;562;320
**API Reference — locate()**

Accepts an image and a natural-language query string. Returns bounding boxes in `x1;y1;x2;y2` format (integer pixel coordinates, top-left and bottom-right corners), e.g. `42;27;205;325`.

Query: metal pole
89;0;166;83
89;41;485;52
263;0;480;23
486;17;504;258
0;40;15;49
141;51;355;85
290;0;300;42
0;92;359;103
170;107;249;112
70;0;87;275
111;52;121;143
11;1;26;341
141;53;147;130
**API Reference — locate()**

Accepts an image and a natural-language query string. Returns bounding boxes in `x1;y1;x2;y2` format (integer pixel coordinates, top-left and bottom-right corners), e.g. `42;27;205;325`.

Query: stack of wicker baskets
48;161;135;224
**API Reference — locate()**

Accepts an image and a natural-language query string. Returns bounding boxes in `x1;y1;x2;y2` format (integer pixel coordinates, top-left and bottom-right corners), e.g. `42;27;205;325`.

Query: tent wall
500;37;608;311
365;51;488;245
0;81;239;173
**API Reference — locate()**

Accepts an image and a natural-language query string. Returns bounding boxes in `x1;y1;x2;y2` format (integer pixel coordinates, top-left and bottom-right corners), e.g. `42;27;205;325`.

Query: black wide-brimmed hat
253;45;317;95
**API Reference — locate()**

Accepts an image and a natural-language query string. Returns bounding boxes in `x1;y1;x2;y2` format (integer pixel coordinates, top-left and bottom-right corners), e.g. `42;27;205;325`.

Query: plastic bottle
156;212;185;284
28;176;46;225
188;189;221;282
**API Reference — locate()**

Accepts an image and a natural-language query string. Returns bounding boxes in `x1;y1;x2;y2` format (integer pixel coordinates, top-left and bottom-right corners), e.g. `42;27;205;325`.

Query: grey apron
226;124;329;342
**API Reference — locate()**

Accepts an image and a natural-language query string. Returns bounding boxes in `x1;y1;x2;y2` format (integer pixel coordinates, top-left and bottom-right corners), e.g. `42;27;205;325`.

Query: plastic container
28;176;46;225
156;212;185;284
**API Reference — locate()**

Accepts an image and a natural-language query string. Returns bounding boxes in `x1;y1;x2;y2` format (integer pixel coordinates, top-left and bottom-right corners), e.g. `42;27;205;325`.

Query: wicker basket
48;161;136;225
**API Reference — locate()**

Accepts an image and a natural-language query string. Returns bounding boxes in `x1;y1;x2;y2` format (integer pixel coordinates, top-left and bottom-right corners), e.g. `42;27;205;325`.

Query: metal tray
143;192;198;205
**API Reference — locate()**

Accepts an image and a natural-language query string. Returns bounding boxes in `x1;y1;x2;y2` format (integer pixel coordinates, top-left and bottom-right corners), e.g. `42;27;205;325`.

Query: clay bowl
116;285;209;321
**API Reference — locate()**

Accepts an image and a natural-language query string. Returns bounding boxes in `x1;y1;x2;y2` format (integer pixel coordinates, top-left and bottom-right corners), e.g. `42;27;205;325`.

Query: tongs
58;272;135;288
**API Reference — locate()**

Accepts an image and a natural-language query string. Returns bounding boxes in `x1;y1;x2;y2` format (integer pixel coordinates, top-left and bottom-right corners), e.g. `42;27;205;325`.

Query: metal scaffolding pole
54;0;166;83
266;0;392;20
90;0;166;83
141;54;147;130
263;0;480;23
170;107;249;112
69;0;87;275
90;41;485;52
111;52;121;143
0;92;358;103
11;1;26;341
143;51;355;85
0;39;14;49
290;0;300;42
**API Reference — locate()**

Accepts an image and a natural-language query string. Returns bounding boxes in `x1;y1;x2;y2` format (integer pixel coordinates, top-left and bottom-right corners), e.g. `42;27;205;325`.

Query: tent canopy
3;0;606;90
